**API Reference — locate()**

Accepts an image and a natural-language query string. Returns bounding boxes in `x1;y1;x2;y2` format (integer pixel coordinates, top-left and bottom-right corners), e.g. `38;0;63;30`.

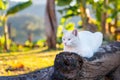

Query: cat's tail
94;32;103;51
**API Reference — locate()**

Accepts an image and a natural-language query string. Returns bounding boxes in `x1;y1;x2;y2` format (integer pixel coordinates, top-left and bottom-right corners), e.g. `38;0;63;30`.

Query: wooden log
108;66;120;80
0;67;54;80
0;42;120;80
52;42;120;80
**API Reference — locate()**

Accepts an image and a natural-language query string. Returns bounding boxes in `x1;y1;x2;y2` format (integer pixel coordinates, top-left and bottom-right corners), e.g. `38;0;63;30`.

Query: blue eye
63;39;65;41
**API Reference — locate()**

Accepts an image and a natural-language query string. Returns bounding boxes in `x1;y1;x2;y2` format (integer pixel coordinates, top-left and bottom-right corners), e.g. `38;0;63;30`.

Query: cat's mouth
64;44;70;46
64;43;68;46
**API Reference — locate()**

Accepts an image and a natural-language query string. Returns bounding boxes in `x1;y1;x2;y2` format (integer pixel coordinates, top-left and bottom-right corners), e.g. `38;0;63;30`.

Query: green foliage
6;0;32;16
10;42;18;52
57;0;120;34
0;0;8;10
0;36;11;47
58;4;80;19
110;10;120;19
95;2;103;22
35;39;46;47
0;37;47;52
65;22;75;30
25;40;33;47
0;35;11;52
0;0;32;52
56;0;72;6
0;0;8;26
60;18;66;24
57;25;63;44
57;22;75;45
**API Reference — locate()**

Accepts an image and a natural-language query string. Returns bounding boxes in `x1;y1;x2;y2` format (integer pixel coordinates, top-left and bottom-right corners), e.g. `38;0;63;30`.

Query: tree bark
8;23;11;40
85;18;97;32
101;12;107;36
28;31;32;43
80;0;88;29
101;0;109;38
0;67;54;80
114;17;118;40
52;42;120;80
3;18;10;52
45;0;57;49
114;0;118;40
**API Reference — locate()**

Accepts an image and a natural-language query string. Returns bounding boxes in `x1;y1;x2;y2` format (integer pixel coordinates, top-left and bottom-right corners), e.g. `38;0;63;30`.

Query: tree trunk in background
80;0;88;29
3;18;9;51
114;16;118;40
101;12;107;35
45;0;57;49
28;32;32;43
114;0;118;40
101;0;109;38
8;23;11;40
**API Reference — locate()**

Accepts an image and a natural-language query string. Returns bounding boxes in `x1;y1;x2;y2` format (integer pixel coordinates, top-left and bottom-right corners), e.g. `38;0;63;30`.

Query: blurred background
0;0;120;76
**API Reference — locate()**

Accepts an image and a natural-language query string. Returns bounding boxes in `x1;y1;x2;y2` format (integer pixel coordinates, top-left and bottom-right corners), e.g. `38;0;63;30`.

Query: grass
0;47;61;76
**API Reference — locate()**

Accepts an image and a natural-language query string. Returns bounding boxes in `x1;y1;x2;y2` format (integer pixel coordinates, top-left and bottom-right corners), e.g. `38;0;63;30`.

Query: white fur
62;30;103;58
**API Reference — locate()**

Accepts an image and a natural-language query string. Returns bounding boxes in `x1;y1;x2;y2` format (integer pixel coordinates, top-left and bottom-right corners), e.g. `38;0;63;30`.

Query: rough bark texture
45;0;57;49
80;0;88;29
101;0;109;36
52;42;120;80
85;18;97;32
3;20;10;51
0;67;54;80
0;42;120;80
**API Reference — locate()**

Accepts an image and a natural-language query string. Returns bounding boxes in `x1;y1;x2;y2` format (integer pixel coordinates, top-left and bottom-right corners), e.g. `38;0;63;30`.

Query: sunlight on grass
0;48;61;76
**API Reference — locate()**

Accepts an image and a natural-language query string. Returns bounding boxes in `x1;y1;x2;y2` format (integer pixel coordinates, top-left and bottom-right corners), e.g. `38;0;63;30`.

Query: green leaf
58;5;80;19
66;10;73;15
0;21;3;26
106;17;112;23
6;0;32;16
0;0;8;10
76;0;81;3
95;2;103;21
111;10;119;18
58;10;63;14
60;18;66;24
65;22;75;30
57;0;72;6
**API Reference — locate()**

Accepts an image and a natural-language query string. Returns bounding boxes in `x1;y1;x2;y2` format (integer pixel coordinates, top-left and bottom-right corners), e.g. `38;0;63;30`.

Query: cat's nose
64;43;67;46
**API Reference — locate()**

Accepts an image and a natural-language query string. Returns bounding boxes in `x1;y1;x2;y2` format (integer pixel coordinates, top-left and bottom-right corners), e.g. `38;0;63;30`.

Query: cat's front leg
63;46;71;52
63;47;67;51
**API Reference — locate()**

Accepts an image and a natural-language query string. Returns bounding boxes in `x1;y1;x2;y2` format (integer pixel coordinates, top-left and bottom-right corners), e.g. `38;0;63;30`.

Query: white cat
62;29;103;58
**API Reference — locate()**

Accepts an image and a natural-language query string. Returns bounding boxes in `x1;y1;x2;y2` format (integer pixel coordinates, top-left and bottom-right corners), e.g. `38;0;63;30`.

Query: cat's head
62;29;79;47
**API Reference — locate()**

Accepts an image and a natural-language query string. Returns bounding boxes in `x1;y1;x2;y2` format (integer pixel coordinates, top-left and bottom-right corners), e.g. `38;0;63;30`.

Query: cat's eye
63;39;65;41
68;38;71;40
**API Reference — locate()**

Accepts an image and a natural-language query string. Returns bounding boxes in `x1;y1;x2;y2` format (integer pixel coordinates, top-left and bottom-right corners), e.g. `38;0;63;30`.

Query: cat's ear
62;28;67;34
72;29;78;36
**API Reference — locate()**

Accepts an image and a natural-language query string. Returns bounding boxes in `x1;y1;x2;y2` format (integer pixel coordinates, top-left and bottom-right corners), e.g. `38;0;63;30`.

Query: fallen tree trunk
0;42;120;80
0;67;54;80
52;42;120;80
